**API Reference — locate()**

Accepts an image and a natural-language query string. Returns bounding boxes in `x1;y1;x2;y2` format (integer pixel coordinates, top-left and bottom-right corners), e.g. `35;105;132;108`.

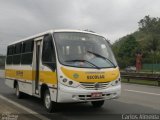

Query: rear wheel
91;100;104;108
44;89;56;112
15;83;23;99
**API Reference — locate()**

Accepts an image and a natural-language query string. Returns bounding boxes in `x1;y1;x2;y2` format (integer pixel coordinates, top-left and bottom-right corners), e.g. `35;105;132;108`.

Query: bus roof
8;29;105;46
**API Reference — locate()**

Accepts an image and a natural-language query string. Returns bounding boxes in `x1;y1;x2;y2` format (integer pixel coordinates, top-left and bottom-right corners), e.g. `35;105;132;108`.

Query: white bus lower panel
57;84;121;103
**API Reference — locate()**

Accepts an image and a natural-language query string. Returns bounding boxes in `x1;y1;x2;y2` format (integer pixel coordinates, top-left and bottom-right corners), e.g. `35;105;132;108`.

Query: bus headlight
111;78;121;86
60;78;80;88
62;78;67;83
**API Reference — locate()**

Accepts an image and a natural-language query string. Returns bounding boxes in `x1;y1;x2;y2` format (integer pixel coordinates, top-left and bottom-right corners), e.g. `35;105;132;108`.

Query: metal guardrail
121;71;160;86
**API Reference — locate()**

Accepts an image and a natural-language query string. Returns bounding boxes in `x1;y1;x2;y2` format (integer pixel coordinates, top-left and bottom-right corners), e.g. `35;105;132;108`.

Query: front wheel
44;89;57;112
91;100;104;108
15;83;23;99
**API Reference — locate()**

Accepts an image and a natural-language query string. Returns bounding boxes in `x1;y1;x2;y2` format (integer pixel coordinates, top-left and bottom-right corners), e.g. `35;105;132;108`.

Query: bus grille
80;82;110;90
78;93;111;101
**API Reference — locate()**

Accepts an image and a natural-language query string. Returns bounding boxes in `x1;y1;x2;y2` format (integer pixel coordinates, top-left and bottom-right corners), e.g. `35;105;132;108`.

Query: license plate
91;92;102;98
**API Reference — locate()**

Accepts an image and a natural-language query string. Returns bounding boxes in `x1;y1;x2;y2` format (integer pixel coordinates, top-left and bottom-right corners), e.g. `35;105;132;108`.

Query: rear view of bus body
5;30;121;112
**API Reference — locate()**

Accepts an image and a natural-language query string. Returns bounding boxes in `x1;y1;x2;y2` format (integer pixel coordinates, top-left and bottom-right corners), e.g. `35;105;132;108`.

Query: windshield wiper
87;51;116;68
65;59;101;69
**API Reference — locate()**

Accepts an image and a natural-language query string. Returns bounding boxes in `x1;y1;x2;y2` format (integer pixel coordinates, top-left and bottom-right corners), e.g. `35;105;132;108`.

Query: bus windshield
54;32;117;68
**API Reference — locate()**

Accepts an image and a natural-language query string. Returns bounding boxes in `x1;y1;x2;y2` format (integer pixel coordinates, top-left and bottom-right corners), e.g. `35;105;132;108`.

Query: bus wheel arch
41;84;57;112
14;80;18;88
40;84;48;100
14;80;23;99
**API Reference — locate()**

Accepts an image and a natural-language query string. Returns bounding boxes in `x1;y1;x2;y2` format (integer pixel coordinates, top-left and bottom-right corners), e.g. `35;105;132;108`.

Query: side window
7;46;14;56
12;43;22;64
42;35;56;63
21;40;33;65
22;40;33;53
6;45;14;64
14;43;22;54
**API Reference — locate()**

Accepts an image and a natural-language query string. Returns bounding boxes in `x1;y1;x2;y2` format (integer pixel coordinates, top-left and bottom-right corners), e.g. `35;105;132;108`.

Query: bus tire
43;89;56;112
15;83;23;99
91;100;104;108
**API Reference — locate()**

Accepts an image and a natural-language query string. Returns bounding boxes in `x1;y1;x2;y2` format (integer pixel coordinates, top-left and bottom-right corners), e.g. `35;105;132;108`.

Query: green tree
138;16;160;71
0;55;5;69
138;15;160;53
112;15;160;70
117;35;139;68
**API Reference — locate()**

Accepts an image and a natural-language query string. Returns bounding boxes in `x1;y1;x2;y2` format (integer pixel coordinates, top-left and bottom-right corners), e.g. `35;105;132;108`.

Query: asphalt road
0;70;160;120
0;97;43;120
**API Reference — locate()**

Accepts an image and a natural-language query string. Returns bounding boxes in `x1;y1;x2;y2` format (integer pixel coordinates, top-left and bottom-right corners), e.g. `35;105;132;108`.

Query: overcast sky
0;0;160;55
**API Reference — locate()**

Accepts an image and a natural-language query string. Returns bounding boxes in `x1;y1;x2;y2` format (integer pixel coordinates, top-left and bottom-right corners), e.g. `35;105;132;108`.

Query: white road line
0;94;50;120
125;89;160;96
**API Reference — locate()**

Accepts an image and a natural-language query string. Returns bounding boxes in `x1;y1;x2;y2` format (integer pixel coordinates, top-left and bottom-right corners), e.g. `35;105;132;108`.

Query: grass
122;78;159;86
141;69;160;73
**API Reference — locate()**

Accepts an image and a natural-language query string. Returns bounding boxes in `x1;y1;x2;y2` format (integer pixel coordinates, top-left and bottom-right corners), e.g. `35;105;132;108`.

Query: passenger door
41;34;57;101
32;37;43;95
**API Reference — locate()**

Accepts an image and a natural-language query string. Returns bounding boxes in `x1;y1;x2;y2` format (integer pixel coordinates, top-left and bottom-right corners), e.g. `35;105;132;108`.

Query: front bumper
57;84;121;103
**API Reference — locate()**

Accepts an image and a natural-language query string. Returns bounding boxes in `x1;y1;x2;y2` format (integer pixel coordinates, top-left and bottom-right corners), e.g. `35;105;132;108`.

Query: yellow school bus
5;30;121;112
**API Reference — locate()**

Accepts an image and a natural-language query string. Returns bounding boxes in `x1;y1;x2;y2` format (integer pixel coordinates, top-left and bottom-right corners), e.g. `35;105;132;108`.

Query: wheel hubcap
45;93;51;109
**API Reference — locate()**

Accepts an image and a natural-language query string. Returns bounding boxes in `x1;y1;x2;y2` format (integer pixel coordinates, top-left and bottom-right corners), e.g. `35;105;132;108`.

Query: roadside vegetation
112;15;160;71
122;79;159;86
0;55;5;69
